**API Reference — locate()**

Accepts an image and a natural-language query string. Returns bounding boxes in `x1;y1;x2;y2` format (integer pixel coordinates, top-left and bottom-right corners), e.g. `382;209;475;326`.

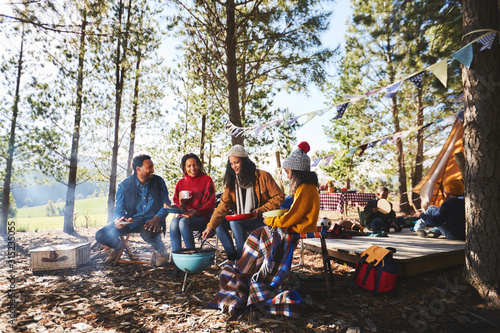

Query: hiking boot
427;228;442;238
416;229;427;238
104;246;123;265
155;247;170;267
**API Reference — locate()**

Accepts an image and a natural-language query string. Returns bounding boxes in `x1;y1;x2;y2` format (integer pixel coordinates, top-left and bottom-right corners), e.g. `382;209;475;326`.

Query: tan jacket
207;169;285;231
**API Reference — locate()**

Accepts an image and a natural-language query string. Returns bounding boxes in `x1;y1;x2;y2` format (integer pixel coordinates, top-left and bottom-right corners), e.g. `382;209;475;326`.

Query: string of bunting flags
310;109;464;168
226;29;498;138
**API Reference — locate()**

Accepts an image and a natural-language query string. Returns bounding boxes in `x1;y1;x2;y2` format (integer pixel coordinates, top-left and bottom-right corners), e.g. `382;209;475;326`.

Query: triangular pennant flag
346;147;357;157
392;133;402;143
380;137;390;145
451;45;473;69
477;32;496;51
311;157;321;167
368;140;379;148
254;124;268;136
341;94;365;102
323;154;334;166
305;113;316;124
314;106;333;116
421;122;433;130
365;88;381;96
399;130;411;140
333;103;349;120
426;59;448;87
230;128;244;137
358;144;368;157
384;81;403;98
407;72;424;89
286;116;301;126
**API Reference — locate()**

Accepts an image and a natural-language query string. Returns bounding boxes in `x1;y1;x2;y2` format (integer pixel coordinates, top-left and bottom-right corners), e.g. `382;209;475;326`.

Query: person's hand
114;217;131;230
410;210;423;217
252;208;262;217
201;227;214;240
144;216;161;233
181;209;197;219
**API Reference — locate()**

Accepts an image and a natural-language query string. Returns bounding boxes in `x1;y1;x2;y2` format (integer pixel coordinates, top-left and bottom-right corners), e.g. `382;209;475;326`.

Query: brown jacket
207;169;285;231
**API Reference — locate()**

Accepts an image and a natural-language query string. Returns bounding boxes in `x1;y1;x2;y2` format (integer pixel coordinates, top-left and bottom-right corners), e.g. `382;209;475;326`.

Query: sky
272;2;352;155
161;2;352;158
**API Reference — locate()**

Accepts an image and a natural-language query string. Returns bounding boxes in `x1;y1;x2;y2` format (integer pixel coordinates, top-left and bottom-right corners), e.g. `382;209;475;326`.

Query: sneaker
427;228;442;238
416;229;427;238
155;247;170;267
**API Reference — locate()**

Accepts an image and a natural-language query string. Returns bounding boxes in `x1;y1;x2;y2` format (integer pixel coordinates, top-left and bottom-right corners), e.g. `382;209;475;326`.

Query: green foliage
321;0;463;195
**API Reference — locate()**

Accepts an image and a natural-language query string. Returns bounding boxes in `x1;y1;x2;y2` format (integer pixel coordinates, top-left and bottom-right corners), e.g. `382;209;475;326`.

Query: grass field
13;196;108;232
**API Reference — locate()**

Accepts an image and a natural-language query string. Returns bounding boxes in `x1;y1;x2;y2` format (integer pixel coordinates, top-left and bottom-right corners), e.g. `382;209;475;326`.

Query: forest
1;0;499;309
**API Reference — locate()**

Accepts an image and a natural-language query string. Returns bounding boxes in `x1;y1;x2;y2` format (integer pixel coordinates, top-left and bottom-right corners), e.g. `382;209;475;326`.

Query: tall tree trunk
64;17;87;234
127;55;141;177
225;0;243;146
108;0;132;221
411;88;424;210
1;25;24;235
462;0;500;308
200;113;206;162
392;95;410;213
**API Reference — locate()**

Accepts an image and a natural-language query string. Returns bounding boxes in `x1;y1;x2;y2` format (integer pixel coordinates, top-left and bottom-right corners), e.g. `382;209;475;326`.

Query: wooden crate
30;243;90;271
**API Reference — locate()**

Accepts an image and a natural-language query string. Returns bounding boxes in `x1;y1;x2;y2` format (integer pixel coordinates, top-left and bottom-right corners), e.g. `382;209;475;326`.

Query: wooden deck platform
303;229;465;277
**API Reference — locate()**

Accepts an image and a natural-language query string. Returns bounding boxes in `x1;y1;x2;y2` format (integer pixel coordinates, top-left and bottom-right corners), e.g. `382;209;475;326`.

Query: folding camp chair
111;234;157;266
287;226;335;297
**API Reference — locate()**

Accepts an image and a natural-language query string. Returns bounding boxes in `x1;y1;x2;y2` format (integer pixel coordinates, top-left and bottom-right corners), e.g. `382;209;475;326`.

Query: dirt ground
1;223;500;333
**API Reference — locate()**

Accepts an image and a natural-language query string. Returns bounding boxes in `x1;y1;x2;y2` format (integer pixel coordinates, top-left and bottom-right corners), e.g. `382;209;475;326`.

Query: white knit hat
227;145;249;158
282;142;311;171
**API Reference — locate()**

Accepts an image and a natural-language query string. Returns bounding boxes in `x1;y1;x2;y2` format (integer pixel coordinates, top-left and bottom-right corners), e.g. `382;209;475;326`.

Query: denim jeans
95;222;164;251
169;215;207;252
414;206;461;240
370;216;405;231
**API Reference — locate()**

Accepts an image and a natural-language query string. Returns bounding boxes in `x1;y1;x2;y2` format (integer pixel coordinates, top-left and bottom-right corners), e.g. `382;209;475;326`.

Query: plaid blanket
208;226;303;317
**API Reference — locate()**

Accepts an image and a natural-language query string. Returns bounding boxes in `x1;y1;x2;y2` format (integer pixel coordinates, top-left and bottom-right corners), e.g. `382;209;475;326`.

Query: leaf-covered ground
1;226;499;333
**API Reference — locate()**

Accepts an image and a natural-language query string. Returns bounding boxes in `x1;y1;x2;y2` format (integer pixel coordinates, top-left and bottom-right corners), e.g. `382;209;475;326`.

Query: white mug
180;190;192;199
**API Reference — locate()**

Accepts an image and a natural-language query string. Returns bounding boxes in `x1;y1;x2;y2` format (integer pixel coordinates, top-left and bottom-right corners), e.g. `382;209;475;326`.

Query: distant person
363;186;404;232
201;145;285;260
95;154;171;266
169;153;216;252
414;179;465;240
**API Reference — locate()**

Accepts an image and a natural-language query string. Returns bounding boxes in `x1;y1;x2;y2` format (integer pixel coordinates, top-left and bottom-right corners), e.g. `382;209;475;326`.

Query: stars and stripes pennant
477;32;496;51
407;72;424;89
333;103;349;120
384;81;403;99
451;44;473;69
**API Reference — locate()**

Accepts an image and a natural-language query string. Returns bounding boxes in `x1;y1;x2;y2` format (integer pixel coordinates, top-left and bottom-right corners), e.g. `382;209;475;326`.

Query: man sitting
95;154;171;266
414;179;465;240
363;186;404;232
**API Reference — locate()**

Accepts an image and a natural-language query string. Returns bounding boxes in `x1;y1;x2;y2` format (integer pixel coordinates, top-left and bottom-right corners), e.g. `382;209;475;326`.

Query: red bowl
225;213;258;221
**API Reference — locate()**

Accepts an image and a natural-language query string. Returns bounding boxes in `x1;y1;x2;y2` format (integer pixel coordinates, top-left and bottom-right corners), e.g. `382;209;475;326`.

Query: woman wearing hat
201;145;285;259
264;141;320;233
414;178;465;240
207;142;319;316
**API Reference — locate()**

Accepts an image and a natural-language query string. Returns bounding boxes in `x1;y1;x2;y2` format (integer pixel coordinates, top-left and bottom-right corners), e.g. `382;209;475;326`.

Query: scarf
235;180;256;215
